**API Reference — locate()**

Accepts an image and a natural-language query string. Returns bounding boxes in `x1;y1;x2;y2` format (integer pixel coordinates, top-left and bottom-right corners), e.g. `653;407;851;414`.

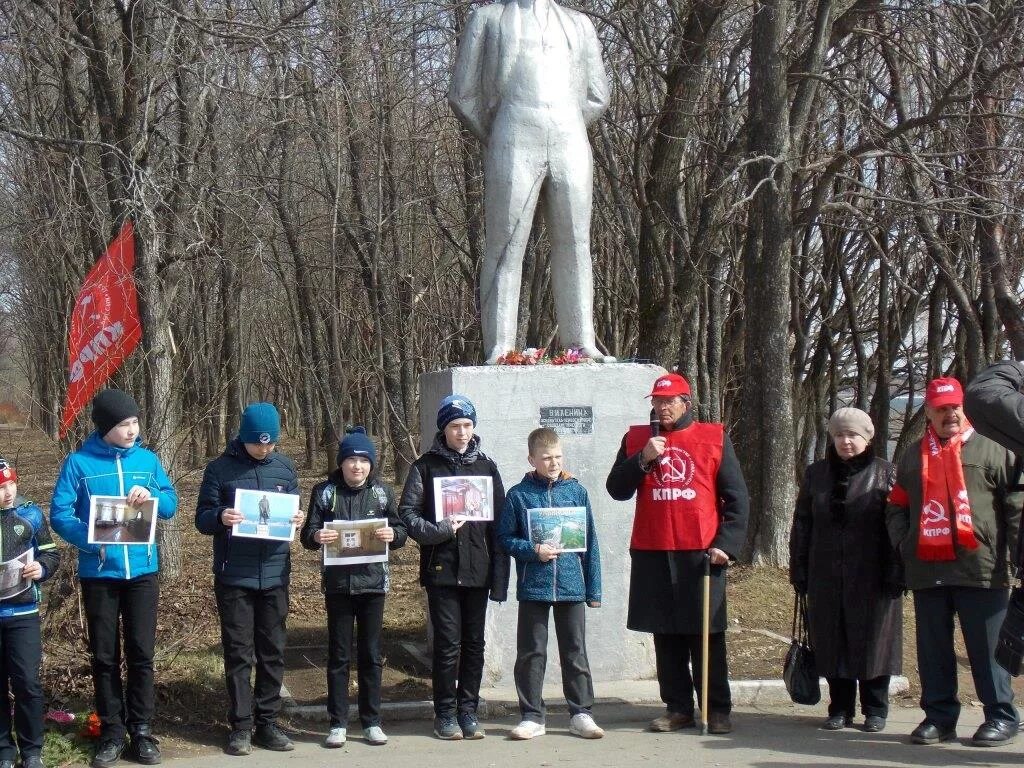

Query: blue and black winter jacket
0;497;60;618
498;471;601;604
50;433;178;580
195;438;299;590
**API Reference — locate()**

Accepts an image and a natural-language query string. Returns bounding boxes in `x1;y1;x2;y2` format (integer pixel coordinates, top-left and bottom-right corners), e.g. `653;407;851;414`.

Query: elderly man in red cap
886;377;1021;747
606;372;748;734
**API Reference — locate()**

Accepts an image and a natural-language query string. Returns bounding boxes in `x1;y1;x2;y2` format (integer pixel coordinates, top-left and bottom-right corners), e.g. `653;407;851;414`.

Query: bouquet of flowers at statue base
496;347;594;366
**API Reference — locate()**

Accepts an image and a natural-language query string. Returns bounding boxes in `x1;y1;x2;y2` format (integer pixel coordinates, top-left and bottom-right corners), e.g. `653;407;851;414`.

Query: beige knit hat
827;407;875;441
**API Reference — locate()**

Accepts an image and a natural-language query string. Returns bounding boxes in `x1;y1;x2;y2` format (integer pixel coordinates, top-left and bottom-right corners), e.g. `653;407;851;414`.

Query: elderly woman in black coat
789;407;902;733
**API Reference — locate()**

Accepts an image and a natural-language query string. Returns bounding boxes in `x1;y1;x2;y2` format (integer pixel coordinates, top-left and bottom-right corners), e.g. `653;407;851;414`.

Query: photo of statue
232;489;299;542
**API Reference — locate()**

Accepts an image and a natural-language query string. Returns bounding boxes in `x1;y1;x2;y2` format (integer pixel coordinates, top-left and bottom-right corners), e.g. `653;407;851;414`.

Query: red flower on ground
80;711;101;739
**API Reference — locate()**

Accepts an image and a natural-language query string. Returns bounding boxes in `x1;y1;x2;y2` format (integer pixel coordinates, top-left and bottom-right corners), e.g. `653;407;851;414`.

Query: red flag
59;221;142;437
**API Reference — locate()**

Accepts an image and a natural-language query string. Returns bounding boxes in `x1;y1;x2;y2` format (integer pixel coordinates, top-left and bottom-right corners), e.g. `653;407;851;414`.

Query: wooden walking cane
700;552;711;735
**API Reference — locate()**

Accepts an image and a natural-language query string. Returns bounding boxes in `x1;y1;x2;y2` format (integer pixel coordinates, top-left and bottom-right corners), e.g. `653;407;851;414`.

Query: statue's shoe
580;345;616;363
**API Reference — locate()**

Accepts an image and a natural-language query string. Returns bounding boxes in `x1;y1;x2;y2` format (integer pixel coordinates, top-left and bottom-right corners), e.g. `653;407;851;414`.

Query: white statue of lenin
448;0;615;364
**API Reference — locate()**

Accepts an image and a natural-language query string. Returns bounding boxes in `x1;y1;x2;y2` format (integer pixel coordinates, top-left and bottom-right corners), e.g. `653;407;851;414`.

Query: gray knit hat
827;407;874;441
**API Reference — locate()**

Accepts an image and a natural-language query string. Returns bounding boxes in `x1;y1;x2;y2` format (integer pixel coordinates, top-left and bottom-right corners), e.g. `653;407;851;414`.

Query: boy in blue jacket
49;390;178;768
0;458;60;768
497;427;602;740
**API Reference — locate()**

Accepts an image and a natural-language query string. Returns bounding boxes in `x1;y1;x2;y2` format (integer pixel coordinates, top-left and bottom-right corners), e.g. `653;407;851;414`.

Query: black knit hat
91;389;140;437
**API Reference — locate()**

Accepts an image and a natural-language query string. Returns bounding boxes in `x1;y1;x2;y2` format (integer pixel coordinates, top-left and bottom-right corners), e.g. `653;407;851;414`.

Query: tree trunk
737;0;795;566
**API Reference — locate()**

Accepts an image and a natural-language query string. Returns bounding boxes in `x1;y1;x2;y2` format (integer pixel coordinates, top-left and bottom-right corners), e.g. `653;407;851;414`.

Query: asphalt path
162;703;1024;768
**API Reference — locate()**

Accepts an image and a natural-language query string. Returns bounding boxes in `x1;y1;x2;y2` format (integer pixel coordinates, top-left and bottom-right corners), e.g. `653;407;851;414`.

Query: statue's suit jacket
448;1;611;143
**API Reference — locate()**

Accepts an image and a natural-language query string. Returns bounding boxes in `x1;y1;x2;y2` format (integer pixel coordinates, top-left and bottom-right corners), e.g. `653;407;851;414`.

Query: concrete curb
284;676;911;723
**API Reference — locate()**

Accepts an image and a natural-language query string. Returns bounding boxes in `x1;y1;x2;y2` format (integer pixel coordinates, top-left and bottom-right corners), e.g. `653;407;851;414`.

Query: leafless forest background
1;1;1024;566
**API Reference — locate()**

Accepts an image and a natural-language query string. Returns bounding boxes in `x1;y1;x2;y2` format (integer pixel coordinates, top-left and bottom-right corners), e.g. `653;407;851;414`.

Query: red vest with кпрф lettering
624;422;724;551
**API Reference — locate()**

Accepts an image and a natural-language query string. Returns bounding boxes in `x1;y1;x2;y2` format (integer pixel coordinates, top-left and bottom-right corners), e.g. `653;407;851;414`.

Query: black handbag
996;586;1024;676
783;593;821;705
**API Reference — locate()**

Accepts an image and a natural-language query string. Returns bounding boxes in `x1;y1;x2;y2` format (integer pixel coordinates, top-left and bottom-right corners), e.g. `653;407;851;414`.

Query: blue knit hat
337;426;376;468
239;402;280;444
437;394;477;431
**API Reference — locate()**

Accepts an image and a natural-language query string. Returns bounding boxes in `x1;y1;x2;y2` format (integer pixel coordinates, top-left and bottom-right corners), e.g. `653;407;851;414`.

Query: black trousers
0;613;43;759
653;631;731;715
215;583;288;730
514;601;594;723
913;586;1018;726
81;573;159;740
325;592;385;728
826;676;890;718
426;586;488;718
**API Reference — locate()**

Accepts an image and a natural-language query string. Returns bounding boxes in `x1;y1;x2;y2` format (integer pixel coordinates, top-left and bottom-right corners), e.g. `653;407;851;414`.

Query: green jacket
885;431;1022;590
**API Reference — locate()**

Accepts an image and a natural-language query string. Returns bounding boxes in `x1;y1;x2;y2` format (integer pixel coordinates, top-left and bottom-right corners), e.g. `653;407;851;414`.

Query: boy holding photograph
398;395;509;740
195;402;302;756
49;389;178;768
0;459;59;768
301;427;407;747
497;427;603;740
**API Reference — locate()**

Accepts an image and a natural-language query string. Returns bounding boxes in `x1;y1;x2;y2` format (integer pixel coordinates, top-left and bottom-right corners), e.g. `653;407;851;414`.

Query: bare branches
0;0;1022;561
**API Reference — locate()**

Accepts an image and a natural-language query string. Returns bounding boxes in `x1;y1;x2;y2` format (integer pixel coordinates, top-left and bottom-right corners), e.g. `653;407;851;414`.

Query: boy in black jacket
0;459;59;768
195;403;303;756
301;427;407;747
398;395;509;740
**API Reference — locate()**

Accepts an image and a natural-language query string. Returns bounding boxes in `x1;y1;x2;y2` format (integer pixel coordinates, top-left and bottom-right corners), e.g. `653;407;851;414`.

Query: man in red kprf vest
606;373;748;735
886;377;1021;747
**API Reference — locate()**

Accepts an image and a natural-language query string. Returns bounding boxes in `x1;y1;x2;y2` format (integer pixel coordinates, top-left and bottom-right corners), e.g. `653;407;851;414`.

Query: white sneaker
363;725;388;745
569;713;604;739
324;727;347;747
509;720;546;740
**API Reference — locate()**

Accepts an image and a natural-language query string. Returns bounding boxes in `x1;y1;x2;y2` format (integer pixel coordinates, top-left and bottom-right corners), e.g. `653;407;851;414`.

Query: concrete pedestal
419;363;666;690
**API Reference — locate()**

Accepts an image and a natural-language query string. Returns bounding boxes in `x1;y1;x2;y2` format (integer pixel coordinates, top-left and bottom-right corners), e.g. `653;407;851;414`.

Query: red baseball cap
925;377;963;408
0;460;16;485
647;373;691;398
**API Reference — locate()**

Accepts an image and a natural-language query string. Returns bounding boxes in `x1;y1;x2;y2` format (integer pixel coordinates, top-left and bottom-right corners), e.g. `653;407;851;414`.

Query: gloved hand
792;579;808;596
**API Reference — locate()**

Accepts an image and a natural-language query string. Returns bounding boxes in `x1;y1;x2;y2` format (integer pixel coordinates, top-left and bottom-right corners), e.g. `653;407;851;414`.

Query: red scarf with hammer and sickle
917;422;979;561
